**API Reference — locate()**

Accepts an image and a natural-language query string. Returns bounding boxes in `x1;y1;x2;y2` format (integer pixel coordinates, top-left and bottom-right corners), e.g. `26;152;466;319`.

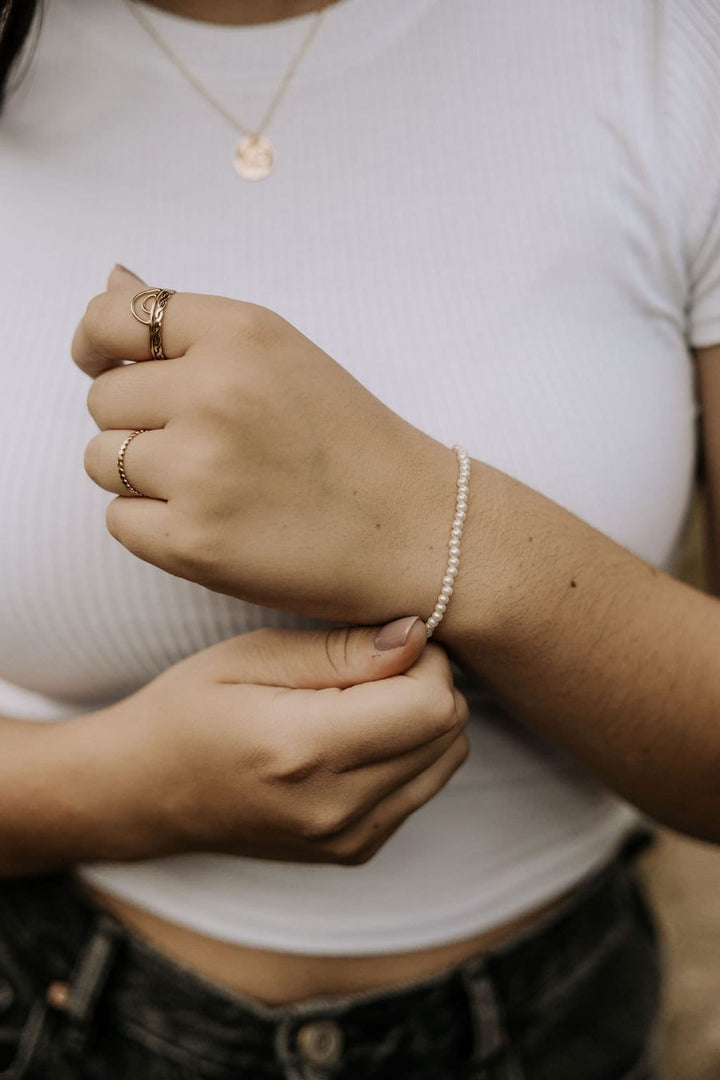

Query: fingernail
373;616;421;652
112;263;135;275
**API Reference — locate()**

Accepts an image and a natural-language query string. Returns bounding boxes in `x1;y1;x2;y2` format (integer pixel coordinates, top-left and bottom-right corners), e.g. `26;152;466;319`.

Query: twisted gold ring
117;429;148;497
130;288;176;361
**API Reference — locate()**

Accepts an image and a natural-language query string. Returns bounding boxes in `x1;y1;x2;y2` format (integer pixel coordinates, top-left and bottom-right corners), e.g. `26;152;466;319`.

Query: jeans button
0;978;15;1015
296;1019;344;1066
46;981;71;1010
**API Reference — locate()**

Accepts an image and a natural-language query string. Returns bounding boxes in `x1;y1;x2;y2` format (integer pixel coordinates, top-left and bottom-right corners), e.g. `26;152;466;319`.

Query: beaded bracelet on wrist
425;445;469;638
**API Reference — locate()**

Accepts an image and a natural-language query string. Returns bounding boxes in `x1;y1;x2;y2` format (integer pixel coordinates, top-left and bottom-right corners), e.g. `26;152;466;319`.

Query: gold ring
130;288;176;361
117;429;148;497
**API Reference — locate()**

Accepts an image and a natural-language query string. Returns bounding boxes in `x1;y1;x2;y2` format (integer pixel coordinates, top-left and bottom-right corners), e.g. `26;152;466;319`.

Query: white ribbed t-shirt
0;0;719;953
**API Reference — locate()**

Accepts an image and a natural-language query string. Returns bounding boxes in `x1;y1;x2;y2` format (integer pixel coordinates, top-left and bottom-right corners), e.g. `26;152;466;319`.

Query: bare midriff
83;881;577;1006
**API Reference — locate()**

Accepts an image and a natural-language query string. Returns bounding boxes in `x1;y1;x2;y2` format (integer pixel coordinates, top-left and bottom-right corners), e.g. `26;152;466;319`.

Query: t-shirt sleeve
688;191;720;349
671;1;720;349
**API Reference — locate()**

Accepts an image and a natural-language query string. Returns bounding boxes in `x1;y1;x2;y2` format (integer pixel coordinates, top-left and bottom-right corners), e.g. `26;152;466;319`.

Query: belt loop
46;914;125;1056
460;958;525;1080
7;999;48;1080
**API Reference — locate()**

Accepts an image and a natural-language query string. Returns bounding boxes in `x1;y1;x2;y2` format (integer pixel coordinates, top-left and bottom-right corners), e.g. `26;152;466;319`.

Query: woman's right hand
80;617;469;867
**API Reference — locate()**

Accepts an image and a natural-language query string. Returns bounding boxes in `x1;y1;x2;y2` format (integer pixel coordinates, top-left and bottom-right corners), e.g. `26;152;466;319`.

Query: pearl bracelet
425;445;470;638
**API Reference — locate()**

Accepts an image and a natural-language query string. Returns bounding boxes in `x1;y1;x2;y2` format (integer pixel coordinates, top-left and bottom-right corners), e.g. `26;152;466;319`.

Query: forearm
0;708;176;877
433;463;720;840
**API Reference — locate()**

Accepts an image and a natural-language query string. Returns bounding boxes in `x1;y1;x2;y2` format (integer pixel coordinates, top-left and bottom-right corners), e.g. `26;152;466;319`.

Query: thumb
208;616;428;690
107;263;146;291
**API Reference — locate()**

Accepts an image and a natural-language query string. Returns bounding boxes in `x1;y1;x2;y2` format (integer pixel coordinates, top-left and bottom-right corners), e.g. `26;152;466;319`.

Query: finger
85;429;171;500
325;726;463;829
202;619;428;692
105;496;172;565
321;734;470;863
86;357;186;431
72;281;236;377
304;667;467;769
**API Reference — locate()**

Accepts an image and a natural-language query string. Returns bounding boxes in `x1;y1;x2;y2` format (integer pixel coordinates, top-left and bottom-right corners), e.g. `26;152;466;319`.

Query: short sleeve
667;0;720;349
688;190;720;349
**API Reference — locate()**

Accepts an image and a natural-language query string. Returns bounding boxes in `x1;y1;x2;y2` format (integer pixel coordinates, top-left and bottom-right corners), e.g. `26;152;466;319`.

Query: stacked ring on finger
117;429;148;497
130;288;176;361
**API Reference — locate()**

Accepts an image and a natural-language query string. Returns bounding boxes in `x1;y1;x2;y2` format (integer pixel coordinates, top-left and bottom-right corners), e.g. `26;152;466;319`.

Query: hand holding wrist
49;622;468;869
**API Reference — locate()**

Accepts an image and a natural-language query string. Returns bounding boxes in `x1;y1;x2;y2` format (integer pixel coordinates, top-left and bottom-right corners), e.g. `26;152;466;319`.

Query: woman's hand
79;617;469;867
75;267;454;624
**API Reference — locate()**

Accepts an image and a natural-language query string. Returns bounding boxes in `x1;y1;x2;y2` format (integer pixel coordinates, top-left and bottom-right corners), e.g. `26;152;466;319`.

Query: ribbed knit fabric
0;0;718;953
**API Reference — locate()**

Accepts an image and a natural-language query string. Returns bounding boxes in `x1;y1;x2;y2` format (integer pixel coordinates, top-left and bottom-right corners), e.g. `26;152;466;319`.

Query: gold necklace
123;0;331;180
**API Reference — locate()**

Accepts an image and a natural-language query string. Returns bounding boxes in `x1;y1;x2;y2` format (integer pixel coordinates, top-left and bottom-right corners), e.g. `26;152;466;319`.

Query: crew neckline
67;0;442;83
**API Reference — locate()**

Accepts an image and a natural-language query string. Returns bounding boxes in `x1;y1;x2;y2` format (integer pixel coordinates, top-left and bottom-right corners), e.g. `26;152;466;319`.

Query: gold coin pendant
234;135;275;181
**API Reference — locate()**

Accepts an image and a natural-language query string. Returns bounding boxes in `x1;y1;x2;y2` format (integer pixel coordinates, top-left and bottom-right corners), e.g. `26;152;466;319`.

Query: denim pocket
516;881;662;1080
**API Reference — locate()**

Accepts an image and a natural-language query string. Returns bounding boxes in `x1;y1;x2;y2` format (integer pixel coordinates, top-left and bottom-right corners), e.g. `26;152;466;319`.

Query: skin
7;0;720;1002
75;271;720;845
70;268;720;1001
0;618;470;875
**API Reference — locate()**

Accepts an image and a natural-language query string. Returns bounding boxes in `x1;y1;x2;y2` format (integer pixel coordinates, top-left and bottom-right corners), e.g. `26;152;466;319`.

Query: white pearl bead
427;446;468;634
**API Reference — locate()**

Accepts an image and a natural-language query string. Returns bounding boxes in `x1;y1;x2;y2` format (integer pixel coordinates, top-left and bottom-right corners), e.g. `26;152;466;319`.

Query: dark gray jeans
0;838;661;1080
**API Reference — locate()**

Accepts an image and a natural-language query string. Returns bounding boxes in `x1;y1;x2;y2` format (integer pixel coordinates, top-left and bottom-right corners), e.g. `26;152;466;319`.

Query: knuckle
457;733;471;765
321;627;352;684
163;517;213;575
297;798;354;842
105;499;125;543
330;835;385;866
333;847;375;867
85;378;102;422
231;302;283;348
456;692;471;727
82;293;112;343
86;370;118;428
83;435;102;480
424;682;460;737
267;741;322;787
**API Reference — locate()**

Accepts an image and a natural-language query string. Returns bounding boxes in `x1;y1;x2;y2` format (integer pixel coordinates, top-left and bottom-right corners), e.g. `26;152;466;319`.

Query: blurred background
639;491;720;1079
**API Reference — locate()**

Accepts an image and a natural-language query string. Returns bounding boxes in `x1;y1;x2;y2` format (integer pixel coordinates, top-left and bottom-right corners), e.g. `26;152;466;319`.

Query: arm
435;425;720;840
0;708;167;876
75;272;720;841
431;344;720;840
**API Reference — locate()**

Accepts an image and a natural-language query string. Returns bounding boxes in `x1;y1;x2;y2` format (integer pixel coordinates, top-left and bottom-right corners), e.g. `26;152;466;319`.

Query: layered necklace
123;0;332;180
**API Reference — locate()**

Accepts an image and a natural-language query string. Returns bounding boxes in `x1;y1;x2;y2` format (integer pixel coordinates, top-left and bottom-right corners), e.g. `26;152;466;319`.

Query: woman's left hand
75;267;454;622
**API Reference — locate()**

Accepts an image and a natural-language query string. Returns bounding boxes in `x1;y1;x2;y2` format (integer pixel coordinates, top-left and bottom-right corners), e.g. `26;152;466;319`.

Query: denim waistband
0;830;656;1079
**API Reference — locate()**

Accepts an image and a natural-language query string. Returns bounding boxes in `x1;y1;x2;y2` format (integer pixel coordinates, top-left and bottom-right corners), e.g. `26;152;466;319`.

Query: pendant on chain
234;135;275;181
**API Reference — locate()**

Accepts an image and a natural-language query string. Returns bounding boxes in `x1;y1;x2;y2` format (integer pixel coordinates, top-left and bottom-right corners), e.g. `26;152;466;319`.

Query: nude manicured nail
373;616;421;652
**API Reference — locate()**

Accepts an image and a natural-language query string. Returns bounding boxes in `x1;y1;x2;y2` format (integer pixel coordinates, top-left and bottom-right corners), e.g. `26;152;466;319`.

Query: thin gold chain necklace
123;0;331;180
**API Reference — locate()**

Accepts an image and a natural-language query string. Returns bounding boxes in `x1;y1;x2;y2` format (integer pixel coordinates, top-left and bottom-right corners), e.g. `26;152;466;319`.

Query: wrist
48;702;187;866
352;430;460;625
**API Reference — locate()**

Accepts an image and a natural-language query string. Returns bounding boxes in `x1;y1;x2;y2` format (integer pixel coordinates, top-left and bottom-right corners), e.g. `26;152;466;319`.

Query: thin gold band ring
117;429;148;497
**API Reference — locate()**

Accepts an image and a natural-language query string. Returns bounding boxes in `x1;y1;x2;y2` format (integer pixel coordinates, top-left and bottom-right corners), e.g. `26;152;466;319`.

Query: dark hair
0;0;43;113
